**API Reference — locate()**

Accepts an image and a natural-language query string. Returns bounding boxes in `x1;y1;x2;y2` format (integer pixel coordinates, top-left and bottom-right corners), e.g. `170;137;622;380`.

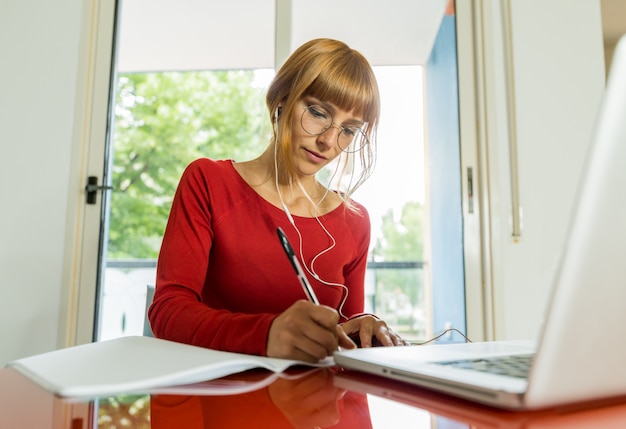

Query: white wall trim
59;0;118;348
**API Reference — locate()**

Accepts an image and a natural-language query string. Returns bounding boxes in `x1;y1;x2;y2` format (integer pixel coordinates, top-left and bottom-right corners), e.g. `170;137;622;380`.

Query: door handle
85;176;113;205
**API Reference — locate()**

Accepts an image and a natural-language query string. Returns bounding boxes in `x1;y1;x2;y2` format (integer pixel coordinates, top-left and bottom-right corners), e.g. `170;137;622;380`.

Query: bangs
305;59;380;125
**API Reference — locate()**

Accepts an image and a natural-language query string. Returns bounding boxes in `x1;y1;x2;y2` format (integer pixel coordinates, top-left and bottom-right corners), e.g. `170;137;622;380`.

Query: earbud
273;108;280;135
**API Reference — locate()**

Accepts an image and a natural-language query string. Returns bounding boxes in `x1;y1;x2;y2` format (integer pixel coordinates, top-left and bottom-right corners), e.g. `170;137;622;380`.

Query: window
98;65;429;341
83;0;467;346
358;66;426;340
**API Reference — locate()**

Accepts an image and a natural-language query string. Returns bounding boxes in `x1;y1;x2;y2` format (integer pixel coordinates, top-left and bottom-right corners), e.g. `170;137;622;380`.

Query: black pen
276;227;320;305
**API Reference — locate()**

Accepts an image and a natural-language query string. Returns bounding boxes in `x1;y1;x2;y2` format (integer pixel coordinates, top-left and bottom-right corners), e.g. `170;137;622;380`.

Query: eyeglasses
300;104;369;153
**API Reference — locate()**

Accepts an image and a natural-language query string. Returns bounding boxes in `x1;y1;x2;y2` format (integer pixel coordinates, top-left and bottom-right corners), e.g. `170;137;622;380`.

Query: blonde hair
266;38;380;206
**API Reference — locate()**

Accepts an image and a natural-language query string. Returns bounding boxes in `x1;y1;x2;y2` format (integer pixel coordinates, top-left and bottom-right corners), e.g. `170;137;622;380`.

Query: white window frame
62;0;486;346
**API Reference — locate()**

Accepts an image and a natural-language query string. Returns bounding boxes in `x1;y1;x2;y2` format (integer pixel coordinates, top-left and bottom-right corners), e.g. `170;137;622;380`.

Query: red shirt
149;158;370;355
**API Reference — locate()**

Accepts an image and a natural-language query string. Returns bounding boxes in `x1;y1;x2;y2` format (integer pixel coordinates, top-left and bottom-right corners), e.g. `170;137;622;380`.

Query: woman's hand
340;314;410;348
267;300;356;362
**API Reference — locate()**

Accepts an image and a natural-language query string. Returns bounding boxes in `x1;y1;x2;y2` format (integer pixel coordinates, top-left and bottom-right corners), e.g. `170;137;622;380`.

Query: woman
149;38;408;363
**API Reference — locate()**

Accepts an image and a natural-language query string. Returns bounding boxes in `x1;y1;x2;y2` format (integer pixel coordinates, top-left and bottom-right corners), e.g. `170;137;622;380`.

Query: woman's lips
304;148;327;164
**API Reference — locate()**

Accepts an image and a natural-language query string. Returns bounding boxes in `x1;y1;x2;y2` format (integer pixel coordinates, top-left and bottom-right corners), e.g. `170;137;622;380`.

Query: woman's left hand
339;315;410;348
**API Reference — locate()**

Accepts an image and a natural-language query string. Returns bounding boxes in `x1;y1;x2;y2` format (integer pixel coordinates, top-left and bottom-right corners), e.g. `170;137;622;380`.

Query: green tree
108;70;271;258
371;201;425;333
373;201;424;261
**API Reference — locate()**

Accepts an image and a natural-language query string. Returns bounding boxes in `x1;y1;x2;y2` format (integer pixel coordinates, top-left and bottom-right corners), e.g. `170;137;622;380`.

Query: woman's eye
343;127;357;137
308;106;328;119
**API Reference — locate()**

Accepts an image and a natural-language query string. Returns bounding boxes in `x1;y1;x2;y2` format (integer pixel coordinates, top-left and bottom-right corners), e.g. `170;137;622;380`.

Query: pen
276;227;320;305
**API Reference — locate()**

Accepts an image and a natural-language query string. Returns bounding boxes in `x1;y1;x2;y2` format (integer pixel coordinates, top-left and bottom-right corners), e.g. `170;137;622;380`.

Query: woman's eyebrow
340;115;365;127
345;117;365;127
305;97;365;125
327;104;365;126
304;96;328;109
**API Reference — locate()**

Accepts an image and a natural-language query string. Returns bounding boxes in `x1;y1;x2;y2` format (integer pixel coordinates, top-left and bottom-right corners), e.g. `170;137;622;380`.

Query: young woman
149;38;408;363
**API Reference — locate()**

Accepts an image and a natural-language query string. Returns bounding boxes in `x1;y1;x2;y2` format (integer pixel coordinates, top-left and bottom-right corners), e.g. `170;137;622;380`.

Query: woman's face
286;96;365;178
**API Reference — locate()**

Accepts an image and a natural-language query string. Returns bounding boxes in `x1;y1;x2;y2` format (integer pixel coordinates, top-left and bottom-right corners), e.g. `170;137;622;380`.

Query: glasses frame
299;104;369;153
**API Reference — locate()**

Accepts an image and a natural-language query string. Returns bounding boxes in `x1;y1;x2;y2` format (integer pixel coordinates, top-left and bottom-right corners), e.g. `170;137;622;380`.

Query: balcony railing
99;259;425;341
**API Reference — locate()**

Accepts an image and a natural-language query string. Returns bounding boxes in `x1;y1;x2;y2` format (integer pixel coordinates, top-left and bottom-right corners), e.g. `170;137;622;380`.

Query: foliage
370;201;425;335
105;69;426;337
372;201;424;262
108;71;271;258
107;69;425;271
98;394;150;428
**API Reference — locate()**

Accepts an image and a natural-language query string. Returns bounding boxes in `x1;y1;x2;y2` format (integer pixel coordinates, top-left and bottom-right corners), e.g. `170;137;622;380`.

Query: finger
280;314;338;359
270;339;327;363
398;335;411;346
309;304;340;330
394;334;409;346
286;331;336;362
302;322;340;356
336;325;357;350
268;303;339;361
338;319;360;339
358;322;376;348
387;330;410;346
372;326;394;347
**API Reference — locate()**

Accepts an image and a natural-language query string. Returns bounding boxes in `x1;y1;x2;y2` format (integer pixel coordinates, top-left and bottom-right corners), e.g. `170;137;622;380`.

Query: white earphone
272;122;349;317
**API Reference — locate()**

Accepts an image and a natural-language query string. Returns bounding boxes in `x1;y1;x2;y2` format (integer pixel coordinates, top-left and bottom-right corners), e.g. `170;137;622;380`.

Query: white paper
7;336;334;398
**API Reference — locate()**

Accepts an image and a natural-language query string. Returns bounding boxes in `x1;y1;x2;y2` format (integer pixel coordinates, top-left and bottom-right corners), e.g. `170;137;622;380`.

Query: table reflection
150;368;372;428
97;395;150;428
4;364;626;429
94;368;626;429
335;370;626;429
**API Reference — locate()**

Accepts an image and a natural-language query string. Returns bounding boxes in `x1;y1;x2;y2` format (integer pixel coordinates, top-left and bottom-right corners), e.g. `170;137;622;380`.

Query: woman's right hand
266;300;356;362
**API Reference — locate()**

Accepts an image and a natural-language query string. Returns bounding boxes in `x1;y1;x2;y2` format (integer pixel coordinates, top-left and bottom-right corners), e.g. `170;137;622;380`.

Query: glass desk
2;366;626;428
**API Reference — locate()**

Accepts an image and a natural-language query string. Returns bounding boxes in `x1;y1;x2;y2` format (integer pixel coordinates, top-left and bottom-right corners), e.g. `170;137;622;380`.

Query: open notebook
335;34;626;410
6;336;332;398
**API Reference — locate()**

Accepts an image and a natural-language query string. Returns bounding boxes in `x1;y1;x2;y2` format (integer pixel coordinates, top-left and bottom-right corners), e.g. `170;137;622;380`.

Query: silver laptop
335;34;626;411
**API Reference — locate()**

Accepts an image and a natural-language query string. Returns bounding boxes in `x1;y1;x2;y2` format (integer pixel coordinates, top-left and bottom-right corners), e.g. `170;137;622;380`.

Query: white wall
117;0;276;72
281;0;446;66
483;0;605;339
0;0;84;365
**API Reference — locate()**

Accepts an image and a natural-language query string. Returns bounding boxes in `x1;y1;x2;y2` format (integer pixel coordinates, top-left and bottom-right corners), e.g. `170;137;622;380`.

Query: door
75;0;471;345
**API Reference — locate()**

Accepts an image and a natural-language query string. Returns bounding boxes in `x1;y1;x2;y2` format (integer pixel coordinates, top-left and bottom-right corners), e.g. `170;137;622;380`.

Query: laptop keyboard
435;354;534;379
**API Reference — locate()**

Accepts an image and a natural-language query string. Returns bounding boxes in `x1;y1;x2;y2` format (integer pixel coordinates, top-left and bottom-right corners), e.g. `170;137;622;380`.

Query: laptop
334;34;626;411
334;370;626;427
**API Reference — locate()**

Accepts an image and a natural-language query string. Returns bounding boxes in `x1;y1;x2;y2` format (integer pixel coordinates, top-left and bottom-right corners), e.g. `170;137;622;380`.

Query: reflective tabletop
2;366;626;428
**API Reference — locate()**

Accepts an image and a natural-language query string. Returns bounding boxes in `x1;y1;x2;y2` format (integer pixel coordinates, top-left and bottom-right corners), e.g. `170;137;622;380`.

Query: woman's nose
317;123;342;149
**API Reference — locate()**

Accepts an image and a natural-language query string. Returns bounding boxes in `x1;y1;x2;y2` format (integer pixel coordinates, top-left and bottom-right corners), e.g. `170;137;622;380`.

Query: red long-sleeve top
148;158;370;356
